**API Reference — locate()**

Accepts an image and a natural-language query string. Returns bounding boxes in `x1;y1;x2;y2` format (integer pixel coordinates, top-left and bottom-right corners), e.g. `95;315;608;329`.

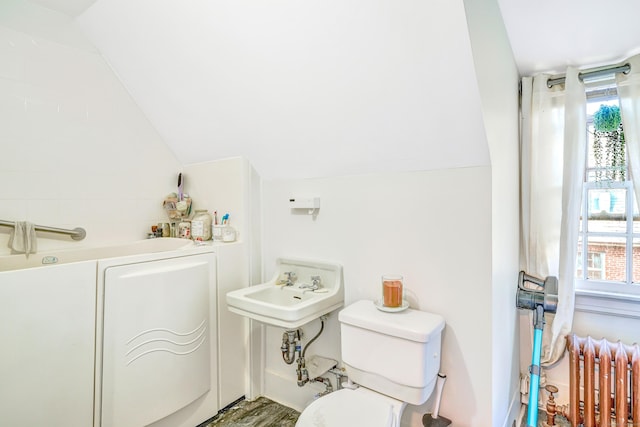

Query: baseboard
263;367;326;412
501;390;523;427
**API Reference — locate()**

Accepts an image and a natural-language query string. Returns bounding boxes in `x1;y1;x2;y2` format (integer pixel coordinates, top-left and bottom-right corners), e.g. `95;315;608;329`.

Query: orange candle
383;277;403;307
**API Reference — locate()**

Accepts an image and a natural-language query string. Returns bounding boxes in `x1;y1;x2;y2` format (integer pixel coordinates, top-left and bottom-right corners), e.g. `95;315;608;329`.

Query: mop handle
527;306;545;427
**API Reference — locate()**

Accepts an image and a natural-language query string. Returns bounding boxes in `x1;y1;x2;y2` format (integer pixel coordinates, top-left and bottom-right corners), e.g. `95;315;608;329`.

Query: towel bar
0;220;86;240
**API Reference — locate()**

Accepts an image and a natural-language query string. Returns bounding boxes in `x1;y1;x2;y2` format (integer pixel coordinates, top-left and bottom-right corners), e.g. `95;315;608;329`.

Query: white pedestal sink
226;258;343;328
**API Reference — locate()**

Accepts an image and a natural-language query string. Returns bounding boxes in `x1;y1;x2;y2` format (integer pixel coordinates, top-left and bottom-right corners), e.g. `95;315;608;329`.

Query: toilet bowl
295;300;445;427
295;387;405;427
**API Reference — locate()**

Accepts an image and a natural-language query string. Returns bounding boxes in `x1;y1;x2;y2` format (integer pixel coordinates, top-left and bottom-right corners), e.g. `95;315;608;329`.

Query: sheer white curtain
520;67;586;365
616;54;640;209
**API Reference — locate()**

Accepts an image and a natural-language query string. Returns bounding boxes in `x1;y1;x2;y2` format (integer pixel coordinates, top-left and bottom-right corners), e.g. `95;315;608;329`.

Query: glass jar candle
382;275;403;307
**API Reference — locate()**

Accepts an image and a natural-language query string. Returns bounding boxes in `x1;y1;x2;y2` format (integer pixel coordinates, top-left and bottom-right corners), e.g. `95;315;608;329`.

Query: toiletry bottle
178;219;191;239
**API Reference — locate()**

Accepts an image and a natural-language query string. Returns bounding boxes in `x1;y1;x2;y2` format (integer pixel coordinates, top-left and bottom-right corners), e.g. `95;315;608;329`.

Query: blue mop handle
527;305;545;427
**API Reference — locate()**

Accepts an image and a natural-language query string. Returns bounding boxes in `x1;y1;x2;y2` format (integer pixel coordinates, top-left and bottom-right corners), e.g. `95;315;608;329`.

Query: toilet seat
295;388;403;427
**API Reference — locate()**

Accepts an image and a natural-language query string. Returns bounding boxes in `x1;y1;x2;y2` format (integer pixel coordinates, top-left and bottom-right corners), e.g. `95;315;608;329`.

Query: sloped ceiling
23;0;640;178
76;0;490;180
28;0;97;17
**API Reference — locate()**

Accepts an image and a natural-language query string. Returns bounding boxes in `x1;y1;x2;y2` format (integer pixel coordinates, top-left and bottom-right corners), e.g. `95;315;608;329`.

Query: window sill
575;289;640;319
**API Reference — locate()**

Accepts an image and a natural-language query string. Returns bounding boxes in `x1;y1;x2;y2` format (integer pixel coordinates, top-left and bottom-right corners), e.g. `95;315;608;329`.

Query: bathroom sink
226;258;344;328
245;286;318;306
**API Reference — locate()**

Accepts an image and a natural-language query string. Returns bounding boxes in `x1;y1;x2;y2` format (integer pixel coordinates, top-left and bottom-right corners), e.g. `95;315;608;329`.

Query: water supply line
296;315;327;387
328;367;346;390
311;376;333;398
296;356;308;386
303;315;326;358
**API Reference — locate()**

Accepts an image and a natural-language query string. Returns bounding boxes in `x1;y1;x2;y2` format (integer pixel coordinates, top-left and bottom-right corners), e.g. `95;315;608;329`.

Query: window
577;251;606;280
576;81;640;296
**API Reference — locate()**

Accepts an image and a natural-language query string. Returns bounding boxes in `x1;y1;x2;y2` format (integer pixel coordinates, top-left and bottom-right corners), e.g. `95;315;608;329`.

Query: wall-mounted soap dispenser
289;197;320;215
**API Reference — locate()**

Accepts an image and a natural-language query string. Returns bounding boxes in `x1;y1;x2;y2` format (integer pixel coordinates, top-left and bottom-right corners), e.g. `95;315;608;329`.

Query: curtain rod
547;63;631;88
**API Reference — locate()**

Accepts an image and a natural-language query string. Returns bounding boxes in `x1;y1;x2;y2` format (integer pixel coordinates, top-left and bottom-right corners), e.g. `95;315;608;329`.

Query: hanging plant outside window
592;104;625;181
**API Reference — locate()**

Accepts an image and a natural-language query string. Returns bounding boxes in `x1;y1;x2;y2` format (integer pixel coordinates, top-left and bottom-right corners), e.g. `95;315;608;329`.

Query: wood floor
204;397;300;427
202;399;571;427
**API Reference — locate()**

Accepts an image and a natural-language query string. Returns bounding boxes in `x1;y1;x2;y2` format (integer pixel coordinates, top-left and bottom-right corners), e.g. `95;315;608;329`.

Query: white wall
183;157;251;240
0;3;519;426
261;167;493;426
463;0;521;426
182;156;263;289
0;0;180;255
183;157;263;408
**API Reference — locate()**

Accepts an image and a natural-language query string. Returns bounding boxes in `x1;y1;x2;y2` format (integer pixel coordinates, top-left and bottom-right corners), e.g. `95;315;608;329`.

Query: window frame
574;84;640;314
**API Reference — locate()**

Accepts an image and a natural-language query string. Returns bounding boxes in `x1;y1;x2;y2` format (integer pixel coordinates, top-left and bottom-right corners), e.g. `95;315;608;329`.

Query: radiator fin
565;334;640;427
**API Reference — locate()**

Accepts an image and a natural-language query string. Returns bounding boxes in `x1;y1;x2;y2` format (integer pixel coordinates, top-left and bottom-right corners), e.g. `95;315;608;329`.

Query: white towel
8;221;37;257
305;355;338;380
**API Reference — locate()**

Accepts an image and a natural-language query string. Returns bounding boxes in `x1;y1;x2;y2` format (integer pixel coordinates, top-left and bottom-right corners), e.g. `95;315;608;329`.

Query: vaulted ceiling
73;0;491;179
20;0;640;179
29;0;640;77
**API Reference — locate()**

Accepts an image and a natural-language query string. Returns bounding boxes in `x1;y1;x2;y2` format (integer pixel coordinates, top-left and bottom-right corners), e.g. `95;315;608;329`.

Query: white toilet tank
338;300;445;405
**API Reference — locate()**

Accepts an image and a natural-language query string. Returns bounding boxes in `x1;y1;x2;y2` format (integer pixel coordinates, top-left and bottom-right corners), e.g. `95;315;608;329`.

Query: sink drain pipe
281;330;300;365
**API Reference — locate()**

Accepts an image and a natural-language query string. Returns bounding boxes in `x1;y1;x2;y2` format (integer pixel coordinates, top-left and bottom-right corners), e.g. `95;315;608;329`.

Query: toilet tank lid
339;300;445;343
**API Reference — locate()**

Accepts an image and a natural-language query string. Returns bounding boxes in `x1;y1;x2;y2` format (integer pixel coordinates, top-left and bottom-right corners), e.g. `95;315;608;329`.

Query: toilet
295;299;445;427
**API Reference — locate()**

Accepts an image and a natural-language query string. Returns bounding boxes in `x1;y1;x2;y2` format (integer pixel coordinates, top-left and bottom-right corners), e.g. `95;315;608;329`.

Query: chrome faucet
300;275;321;291
279;271;297;286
